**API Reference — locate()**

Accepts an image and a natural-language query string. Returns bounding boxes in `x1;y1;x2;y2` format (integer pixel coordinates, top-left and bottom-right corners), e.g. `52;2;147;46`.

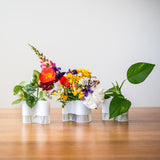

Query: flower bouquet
53;68;104;122
29;44;104;123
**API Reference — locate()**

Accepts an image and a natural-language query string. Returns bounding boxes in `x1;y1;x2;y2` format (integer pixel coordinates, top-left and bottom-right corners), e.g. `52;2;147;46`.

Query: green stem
119;79;127;92
37;87;39;99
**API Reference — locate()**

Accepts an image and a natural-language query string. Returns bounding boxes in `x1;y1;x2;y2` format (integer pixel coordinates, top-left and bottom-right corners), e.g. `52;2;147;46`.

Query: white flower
83;86;105;109
92;86;104;106
83;94;98;109
79;77;89;86
54;81;61;90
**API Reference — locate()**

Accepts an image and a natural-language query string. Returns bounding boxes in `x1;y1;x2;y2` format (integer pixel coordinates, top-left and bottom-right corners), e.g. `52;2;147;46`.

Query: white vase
62;100;91;123
102;99;114;121
115;111;128;122
22;100;50;124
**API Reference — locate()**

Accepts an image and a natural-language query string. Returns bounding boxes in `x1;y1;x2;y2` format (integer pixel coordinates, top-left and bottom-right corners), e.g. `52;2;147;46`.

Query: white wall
0;0;160;107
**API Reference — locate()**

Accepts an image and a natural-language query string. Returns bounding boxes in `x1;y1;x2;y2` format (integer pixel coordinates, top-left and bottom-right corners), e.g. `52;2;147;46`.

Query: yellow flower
69;79;73;84
73;90;78;96
81;68;91;78
76;69;80;73
60;94;68;100
79;92;84;98
75;76;81;81
66;73;73;79
77;68;82;73
53;92;57;95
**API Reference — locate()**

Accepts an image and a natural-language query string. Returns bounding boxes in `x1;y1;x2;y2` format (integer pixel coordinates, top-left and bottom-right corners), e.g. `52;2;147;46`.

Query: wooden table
0;108;160;160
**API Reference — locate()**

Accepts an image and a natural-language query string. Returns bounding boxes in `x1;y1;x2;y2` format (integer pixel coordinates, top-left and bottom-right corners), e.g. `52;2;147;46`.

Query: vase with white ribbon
62;100;91;123
22;100;50;124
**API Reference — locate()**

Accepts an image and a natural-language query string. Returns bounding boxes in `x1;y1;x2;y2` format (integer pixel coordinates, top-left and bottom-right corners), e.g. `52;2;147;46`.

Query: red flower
60;76;70;88
39;68;56;83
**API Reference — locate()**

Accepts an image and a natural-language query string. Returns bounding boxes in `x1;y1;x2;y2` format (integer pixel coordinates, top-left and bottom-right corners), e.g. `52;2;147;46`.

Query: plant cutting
12;70;50;124
29;44;104;122
104;62;155;121
12;70;46;107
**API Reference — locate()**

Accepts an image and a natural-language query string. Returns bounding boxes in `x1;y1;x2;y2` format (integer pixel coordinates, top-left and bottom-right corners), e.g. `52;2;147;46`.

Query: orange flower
60;76;70;88
39;68;56;83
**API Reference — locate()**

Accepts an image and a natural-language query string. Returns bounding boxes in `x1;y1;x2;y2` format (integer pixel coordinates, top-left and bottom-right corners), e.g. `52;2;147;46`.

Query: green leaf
127;62;155;84
32;70;40;87
19;81;27;87
39;91;45;99
23;92;28;98
12;98;25;105
105;86;115;93
26;96;38;108
109;95;131;119
25;84;36;95
13;85;23;95
104;93;114;99
33;70;40;80
105;82;121;95
104;94;111;99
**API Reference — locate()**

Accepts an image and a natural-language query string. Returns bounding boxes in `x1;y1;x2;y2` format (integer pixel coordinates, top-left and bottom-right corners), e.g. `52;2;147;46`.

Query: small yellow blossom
66;73;73;79
79;92;84;98
53;92;57;95
73;90;78;96
69;79;73;84
75;76;81;81
60;94;68;100
81;68;91;78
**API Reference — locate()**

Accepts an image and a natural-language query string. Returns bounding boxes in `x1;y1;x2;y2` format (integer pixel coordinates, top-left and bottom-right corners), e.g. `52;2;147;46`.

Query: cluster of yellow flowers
57;68;92;101
66;68;91;84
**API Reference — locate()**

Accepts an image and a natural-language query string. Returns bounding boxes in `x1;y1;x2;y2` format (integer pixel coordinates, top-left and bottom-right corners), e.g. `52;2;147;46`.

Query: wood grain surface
0;107;160;160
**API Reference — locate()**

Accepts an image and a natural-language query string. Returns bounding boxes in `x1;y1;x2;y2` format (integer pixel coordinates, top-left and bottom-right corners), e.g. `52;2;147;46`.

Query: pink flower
40;60;56;69
50;61;56;67
40;64;47;69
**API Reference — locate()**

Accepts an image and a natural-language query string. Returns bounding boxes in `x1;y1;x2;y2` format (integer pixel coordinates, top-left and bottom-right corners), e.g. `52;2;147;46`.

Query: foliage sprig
104;62;155;119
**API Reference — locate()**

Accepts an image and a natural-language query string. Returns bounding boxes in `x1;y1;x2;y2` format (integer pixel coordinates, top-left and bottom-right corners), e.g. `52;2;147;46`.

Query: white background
0;0;160;107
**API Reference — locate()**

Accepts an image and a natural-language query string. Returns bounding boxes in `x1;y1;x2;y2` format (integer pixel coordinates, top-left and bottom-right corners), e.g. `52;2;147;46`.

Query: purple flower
81;85;93;97
56;72;65;79
52;65;61;72
67;69;78;75
52;66;65;80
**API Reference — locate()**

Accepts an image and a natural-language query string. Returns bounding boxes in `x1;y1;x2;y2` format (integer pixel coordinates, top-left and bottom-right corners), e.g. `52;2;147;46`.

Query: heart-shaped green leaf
25;84;36;95
127;62;155;84
109;95;131;119
13;85;23;95
26;96;38;108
